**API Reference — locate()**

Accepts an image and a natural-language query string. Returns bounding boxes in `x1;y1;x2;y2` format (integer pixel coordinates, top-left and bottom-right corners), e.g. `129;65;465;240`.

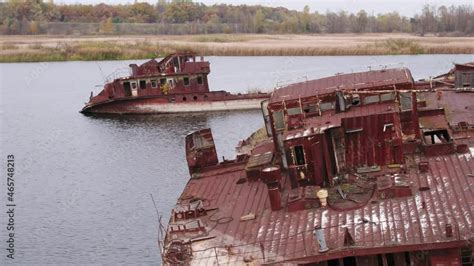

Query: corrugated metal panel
271;68;414;103
342;112;403;167
172;148;473;264
164;67;474;265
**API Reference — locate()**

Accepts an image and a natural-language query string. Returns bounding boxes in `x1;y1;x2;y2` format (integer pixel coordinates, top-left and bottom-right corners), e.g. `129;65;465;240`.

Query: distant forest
1;0;473;35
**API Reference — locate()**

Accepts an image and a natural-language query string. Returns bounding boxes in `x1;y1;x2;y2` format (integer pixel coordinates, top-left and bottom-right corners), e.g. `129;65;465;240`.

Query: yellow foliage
29;21;39;34
100;18;114;34
160;83;171;95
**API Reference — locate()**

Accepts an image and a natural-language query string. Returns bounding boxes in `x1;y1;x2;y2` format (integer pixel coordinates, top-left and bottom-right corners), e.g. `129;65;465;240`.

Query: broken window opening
458;121;469;130
303;103;318;115
363;94;380;105
351;94;361;106
287;107;302;116
293;145;306;166
343;257;357;266
151;80;158;88
160;78;166;85
385;253;395;266
131;82;137;89
193;134;203;148
183;76;190;86
139;80;146;89
272;110;285;131
399;92;412;110
327;259;340;266
380;92;395;102
320;102;334;111
377;255;384;266
123;81;132;96
383;123;394;132
197;75;203;85
404;252;411;265
192;134;207;149
423;129;451;144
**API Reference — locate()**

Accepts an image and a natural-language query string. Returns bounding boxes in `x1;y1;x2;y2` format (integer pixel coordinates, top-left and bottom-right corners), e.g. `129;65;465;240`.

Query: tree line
1;0;473;35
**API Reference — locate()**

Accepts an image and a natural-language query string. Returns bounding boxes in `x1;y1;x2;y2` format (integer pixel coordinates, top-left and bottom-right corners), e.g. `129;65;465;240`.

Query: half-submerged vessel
80;53;268;114
160;63;474;265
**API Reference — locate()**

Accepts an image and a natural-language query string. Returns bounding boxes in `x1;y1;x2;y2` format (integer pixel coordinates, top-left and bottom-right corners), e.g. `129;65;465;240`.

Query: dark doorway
139;80;147;90
343;256;357;266
386;253;395;266
123;82;132;96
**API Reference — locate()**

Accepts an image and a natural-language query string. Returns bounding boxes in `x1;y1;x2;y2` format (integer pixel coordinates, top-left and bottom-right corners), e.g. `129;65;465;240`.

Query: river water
1;55;473;264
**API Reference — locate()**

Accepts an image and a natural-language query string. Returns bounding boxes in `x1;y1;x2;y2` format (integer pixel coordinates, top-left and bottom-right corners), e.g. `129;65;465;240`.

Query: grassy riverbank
1;34;474;62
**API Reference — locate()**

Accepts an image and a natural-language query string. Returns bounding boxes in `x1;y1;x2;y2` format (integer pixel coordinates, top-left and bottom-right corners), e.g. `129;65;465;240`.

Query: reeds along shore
1;36;474;62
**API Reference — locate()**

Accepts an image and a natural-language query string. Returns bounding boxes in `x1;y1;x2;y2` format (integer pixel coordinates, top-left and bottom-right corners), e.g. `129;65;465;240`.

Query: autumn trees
0;1;473;35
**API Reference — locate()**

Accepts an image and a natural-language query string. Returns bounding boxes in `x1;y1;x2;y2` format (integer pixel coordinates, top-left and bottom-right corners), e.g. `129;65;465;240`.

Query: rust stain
81;53;269;114
161;63;474;265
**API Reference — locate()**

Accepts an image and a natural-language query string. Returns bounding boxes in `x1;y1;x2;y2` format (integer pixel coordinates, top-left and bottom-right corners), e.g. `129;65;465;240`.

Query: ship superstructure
81;53;268;114
160;63;474;265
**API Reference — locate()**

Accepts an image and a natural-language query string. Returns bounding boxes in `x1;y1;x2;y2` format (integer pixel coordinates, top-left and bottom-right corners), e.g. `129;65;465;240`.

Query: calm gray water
1;55;473;264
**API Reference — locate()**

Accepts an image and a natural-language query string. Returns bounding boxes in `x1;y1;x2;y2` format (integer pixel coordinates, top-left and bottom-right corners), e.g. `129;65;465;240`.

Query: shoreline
1;33;474;62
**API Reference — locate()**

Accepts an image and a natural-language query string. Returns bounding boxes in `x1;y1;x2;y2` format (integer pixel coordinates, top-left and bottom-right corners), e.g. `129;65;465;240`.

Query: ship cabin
86;53;212;106
454;63;474;88
261;69;416;190
261;66;473;193
174;66;473;265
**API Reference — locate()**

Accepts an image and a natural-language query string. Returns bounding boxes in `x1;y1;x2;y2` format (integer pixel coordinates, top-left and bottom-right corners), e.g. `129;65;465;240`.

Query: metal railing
182;216;466;265
105;67;131;83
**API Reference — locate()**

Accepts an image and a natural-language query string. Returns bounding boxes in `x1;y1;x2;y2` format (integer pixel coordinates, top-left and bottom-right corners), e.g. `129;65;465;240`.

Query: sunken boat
80;53;268;114
159;63;474;265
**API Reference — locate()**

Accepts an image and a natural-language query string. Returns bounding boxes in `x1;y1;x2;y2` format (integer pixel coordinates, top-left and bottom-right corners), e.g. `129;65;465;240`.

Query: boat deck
171;146;473;264
162;66;474;265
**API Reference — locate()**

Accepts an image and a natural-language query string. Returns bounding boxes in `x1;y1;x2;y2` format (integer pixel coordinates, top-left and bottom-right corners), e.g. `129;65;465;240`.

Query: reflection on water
1;55;473;264
84;110;263;160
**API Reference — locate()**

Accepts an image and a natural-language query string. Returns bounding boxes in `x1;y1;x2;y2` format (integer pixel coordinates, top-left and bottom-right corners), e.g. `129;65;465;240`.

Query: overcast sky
54;0;473;16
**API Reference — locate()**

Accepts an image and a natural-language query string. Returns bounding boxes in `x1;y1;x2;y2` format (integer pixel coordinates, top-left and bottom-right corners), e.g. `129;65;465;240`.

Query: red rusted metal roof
270;68;413;103
162;66;474;265
290;101;398;132
420;90;474;127
172;148;473;264
454;63;474;70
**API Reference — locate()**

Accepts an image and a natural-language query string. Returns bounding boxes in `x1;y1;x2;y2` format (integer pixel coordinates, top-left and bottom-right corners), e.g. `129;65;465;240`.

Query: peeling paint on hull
82;98;265;114
80;53;270;115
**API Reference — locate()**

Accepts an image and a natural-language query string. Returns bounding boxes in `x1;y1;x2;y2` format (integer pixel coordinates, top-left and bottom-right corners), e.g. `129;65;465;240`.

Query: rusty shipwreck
159;63;474;265
80;53;268;114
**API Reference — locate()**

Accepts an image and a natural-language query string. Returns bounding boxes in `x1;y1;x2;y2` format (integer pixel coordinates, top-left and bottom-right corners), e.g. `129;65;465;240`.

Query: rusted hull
81;95;267;114
80;53;270;115
161;65;474;265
